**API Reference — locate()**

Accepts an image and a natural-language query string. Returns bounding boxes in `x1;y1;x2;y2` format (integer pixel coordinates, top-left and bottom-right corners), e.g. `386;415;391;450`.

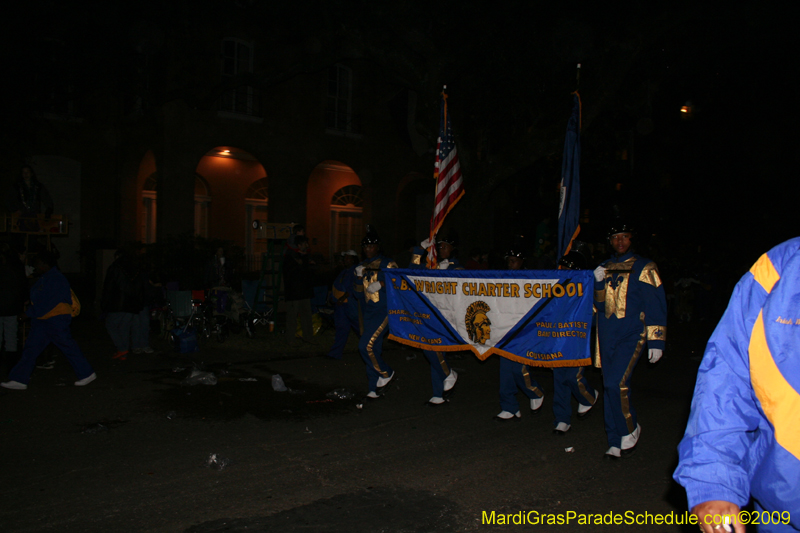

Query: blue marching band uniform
354;230;398;397
327;261;361;360
496;248;545;420
407;244;458;405
594;245;666;456
674;238;800;532
551;246;598;434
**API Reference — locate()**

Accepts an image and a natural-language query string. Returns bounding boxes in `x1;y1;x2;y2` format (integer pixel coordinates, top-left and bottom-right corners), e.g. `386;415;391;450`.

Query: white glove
355;265;364;277
438;260;450;270
421;237;433;249
366;281;382;294
593;265;606;282
648;349;663;363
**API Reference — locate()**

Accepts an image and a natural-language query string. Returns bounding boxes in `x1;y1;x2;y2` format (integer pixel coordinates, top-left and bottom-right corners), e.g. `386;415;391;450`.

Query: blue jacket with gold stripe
674;237;800;527
594;251;667;352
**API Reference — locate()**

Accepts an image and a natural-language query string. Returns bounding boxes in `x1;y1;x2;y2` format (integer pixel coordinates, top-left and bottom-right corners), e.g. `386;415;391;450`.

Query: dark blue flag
557;92;581;262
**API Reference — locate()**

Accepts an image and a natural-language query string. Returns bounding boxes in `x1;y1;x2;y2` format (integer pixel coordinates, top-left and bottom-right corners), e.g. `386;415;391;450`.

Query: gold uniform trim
437;353;450;375
595;290;605;303
39;302;73;320
575;366;595;404
619;312;648;434
602;257;636;319
593;319;602;368
647;325;666;342
750;253;780;293
332;286;346;301
521;365;544;398
638;262;662;288
366;317;390;378
362;258;383;303
750;310;800;461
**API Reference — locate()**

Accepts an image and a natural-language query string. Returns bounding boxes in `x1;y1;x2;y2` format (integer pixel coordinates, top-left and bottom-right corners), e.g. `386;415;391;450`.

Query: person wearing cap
551;242;599;435
673;237;800;533
327;250;360;360
407;232;460;406
354;226;398;398
594;219;666;459
495;247;545;420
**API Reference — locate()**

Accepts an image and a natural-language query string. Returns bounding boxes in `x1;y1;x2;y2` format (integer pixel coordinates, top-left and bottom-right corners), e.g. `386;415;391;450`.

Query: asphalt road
0;318;720;532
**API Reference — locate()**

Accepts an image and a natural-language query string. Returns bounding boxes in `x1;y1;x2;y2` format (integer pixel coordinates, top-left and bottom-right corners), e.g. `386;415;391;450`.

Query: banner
386;269;594;368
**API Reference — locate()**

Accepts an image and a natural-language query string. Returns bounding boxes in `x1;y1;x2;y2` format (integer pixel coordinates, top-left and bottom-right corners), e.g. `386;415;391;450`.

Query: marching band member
551;243;598;435
594;219;666;459
327;250;360;360
407;232;460;406
495;247;545;420
354;226;398;398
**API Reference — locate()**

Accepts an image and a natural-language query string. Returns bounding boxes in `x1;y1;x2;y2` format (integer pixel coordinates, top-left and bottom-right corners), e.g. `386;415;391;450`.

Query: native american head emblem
465;301;492;345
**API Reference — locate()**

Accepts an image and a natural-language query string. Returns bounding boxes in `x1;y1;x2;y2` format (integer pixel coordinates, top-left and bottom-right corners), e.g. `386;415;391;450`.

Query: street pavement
0;317;718;532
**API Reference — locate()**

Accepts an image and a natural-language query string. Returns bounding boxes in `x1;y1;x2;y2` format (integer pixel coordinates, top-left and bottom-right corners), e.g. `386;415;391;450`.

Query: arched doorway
194;146;267;246
306;161;361;261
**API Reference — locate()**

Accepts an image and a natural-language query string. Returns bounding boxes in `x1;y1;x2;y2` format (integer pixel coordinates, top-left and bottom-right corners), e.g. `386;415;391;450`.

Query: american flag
427;89;464;268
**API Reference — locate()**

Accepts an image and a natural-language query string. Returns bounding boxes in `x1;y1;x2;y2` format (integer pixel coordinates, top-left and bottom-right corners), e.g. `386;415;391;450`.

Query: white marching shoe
530;395;544;412
494;410;521;421
553;422;571;435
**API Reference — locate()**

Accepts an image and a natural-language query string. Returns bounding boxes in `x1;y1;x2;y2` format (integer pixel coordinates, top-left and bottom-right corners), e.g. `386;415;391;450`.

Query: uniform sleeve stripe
749;311;800;461
750;253;780;294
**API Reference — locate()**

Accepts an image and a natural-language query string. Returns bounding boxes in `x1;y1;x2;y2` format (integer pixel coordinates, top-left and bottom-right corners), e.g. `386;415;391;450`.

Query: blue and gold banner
386;269;594;367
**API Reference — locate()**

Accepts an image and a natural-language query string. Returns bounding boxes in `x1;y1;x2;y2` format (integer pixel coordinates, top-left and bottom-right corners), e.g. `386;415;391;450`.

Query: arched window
141;173;157;243
330;185;363;254
194;175;210;238
245;177;269;255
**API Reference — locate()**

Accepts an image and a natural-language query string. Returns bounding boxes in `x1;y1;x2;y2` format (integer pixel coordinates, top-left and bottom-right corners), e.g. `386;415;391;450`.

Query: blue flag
558;92;581;262
386;268;594;368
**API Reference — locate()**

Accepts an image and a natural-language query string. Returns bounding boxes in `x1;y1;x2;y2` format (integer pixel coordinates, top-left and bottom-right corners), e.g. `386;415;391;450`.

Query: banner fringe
389;335;592;368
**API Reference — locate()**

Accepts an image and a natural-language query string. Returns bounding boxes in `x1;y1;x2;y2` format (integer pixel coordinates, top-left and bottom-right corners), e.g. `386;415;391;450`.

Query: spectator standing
283;235;315;345
131;254;158;354
101;249;138;360
205;247;230;289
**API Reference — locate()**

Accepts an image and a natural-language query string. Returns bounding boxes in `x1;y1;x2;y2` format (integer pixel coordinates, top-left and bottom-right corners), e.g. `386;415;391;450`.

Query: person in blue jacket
355;226;398;398
327;250;360;359
593;219;666;458
495;247;545;420
1;250;96;390
674;237;800;533
551;243;599;435
407;233;459;406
